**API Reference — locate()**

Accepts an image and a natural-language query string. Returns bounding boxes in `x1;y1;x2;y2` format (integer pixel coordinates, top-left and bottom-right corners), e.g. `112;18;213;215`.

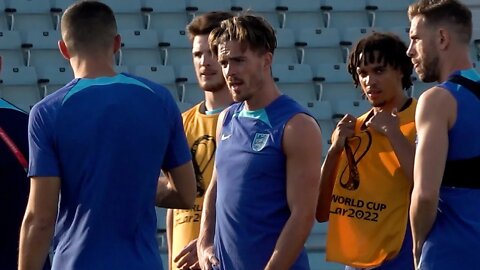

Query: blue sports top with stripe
28;73;191;270
418;69;480;270
214;94;312;270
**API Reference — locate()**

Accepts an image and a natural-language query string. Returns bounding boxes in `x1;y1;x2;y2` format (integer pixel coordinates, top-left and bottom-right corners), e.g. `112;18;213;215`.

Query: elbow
22;211;56;233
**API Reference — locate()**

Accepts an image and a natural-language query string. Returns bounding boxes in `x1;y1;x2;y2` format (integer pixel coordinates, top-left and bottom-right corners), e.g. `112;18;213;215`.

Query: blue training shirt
418;69;480;270
28;73;191;270
214;95;311;270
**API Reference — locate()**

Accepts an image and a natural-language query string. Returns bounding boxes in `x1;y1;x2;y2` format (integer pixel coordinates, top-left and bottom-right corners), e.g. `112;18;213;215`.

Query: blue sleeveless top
419;69;480;270
214;95;311;270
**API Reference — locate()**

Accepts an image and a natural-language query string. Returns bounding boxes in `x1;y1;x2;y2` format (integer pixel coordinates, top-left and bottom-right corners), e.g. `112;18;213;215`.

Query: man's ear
58;40;71;60
113;34;121;54
263;51;273;71
438;28;450;50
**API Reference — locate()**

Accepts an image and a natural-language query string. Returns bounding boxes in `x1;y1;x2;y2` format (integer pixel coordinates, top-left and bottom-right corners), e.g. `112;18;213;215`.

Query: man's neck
203;88;233;112
70;54;117;79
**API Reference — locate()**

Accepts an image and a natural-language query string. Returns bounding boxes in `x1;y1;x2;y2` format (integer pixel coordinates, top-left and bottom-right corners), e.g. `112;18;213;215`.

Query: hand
331;114;356;152
174;239;200;270
365;108;399;136
198;244;219;270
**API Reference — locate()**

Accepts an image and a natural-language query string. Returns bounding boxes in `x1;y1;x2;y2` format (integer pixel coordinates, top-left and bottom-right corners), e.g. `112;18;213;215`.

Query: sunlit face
407;15;440;83
356;52;404;108
192;35;226;92
217;40;267;103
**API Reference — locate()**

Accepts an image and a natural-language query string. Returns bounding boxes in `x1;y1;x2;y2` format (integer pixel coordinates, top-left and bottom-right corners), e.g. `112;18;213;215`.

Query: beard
418;54;440;83
201;80;226;93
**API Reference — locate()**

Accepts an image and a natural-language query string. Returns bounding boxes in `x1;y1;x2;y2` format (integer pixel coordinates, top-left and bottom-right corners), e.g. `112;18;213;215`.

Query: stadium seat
313;63;360;102
301;100;334;158
0;66;40;112
155;207;167;249
99;0;144;30
186;0;232;20
321;0;369;29
332;99;371;118
4;0;57;33
340;27;381;62
131;64;180;102
117;29;161;67
295;27;344;66
159;28;192;74
0;30;25;68
272;63;316;103
276;0;322;31
176;64;204;104
141;0;189;37
472;9;480;29
176;101;194;113
22;30;67;70
230;0;280;28
273;28;299;65
0;0;10;30
365;0;410;29
387;26;411;45
471;28;480;62
36;65;73;97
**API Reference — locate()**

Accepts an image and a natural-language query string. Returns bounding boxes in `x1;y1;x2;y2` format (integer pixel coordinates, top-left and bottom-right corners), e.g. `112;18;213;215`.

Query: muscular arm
156;161;196;209
265;114;323;270
410;87;454;265
19;177;60;270
316;114;356;222
197;110;226;270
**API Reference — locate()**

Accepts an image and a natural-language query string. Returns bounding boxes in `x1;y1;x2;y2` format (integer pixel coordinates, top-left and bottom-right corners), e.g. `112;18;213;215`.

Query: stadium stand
3;1;479;269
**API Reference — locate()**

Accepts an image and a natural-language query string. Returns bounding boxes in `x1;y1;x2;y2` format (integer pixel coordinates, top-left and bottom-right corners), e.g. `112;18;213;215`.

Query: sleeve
27;104;60;177
161;89;192;170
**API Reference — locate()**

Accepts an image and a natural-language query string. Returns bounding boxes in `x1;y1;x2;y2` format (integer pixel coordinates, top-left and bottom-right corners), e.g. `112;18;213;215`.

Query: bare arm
264;114;323;270
410;87;454;267
19;177;60;270
316;114;356;222
197;110;226;270
156;161;196;209
366;108;416;181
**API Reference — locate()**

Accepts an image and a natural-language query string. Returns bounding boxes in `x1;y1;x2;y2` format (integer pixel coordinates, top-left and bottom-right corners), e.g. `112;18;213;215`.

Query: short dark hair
408;0;472;44
61;1;117;54
186;11;234;41
347;32;413;90
208;14;277;57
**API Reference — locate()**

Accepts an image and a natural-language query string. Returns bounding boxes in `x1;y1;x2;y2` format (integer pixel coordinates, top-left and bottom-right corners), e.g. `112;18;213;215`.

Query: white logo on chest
252;133;270;152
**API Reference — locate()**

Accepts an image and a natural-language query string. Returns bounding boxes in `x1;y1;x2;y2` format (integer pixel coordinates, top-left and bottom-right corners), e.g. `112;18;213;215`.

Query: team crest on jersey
252;133;269;152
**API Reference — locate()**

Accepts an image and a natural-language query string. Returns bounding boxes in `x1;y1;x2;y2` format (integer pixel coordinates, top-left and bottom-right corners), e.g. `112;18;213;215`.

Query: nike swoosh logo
221;134;231;140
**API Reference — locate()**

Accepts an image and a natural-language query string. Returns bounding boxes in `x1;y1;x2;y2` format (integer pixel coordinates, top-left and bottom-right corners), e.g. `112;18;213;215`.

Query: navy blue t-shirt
28;73;191;270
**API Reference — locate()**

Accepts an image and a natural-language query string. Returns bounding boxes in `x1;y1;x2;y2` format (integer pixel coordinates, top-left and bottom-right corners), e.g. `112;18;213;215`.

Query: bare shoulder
283;113;322;153
417;86;456;126
284;113;320;131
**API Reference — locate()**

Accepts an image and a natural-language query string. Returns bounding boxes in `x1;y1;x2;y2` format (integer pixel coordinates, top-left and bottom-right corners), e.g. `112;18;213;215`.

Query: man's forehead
358;51;387;68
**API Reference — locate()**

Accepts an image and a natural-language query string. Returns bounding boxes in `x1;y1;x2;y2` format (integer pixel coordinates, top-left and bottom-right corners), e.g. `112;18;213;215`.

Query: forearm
410;193;438;254
316;146;341;222
19;215;55;270
197;183;216;251
388;129;415;181
265;212;314;270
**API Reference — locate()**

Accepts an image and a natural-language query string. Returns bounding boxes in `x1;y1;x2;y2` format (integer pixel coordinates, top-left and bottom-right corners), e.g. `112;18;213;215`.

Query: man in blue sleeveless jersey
18;2;196;270
407;0;480;269
197;14;323;270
